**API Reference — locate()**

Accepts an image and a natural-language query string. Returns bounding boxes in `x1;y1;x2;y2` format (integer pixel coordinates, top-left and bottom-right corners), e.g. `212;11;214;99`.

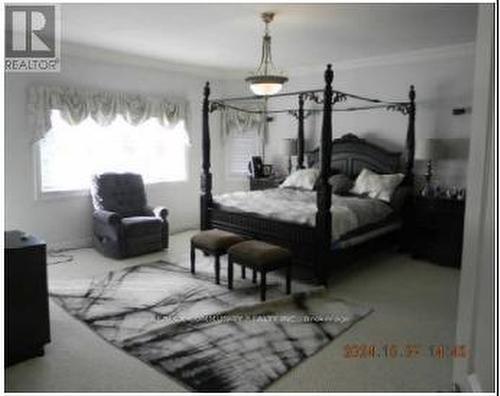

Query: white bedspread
213;188;393;241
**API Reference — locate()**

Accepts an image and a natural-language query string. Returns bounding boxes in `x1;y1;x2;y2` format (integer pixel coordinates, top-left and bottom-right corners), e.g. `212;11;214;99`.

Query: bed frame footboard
210;208;319;263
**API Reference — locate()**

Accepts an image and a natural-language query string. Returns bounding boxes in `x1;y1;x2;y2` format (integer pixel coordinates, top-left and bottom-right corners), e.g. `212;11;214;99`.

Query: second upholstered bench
227;240;292;301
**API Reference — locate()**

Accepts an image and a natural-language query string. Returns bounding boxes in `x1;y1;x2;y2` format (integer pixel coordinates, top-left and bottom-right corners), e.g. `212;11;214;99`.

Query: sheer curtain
39;110;189;193
222;103;265;176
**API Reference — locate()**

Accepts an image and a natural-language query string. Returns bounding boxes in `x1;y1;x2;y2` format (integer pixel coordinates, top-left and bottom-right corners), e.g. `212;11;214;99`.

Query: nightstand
410;196;465;268
249;176;284;191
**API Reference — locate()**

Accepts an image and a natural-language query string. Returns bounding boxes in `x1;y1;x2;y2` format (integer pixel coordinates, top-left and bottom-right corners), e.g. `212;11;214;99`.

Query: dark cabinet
5;230;50;366
410;197;465;268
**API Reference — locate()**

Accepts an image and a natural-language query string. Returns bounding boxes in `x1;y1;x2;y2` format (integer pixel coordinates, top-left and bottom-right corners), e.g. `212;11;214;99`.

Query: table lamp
283;138;297;174
415;139;437;197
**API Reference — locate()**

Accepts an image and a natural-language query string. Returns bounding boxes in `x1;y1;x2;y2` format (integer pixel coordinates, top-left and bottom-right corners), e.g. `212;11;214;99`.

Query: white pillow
350;168;404;202
280;168;320;190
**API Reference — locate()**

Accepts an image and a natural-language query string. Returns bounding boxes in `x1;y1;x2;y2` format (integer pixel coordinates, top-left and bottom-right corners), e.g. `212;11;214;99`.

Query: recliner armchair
90;172;169;258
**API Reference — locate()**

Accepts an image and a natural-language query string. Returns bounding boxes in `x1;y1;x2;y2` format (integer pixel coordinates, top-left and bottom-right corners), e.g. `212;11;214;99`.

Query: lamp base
421;160;434;197
421;183;434;198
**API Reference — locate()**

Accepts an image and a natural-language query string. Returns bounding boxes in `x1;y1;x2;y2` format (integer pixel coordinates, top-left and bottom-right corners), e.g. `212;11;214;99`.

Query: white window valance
221;101;265;137
28;85;187;142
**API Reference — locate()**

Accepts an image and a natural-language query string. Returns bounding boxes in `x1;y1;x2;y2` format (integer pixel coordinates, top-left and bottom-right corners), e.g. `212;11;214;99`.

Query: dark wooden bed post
297;94;305;169
315;65;334;283
404;85;416;184
200;82;212;230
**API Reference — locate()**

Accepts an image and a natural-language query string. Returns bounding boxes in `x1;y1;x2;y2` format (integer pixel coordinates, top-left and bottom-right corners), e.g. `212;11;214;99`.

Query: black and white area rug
49;261;372;392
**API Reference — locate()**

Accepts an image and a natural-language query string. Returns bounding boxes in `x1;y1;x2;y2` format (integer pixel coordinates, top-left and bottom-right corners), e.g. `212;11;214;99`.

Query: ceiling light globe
250;83;283;96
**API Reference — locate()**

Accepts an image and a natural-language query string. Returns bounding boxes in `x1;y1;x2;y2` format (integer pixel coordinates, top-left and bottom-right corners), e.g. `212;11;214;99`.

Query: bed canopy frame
200;64;416;283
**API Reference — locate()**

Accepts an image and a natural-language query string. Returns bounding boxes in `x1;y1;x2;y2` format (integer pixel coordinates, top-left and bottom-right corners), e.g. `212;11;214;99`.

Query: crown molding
61;41;241;80
61;41;475;82
288;42;476;76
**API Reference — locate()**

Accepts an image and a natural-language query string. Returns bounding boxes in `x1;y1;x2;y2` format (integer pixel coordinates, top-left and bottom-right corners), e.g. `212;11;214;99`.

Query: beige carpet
5;230;460;392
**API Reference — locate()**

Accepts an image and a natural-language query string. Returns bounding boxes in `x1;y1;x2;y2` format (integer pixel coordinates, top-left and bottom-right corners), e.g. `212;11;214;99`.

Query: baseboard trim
172;225;197;234
47;228;190;252
48;237;92;252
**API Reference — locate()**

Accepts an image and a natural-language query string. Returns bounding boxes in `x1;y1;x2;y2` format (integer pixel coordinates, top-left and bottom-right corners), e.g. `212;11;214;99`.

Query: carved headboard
307;133;402;179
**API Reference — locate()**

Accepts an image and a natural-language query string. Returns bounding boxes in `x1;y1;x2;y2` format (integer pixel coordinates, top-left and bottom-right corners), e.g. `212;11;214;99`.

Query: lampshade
283;138;297;156
415;139;433;160
437;138;470;159
416;138;470;160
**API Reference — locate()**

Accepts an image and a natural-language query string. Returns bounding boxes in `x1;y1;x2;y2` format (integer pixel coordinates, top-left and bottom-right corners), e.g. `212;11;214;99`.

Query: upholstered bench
190;229;245;284
227;240;292;301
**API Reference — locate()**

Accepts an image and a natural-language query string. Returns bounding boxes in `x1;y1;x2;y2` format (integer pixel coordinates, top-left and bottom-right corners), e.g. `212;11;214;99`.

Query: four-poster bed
200;64;416;284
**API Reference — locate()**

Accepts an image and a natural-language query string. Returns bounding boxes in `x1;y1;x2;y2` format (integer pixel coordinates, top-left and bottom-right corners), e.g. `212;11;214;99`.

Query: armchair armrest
143;206;169;249
145;206;169;221
154;206;169;221
93;209;122;226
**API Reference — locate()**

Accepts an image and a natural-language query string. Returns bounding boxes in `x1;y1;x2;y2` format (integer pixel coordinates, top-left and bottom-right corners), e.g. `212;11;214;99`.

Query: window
226;130;261;176
38;110;189;193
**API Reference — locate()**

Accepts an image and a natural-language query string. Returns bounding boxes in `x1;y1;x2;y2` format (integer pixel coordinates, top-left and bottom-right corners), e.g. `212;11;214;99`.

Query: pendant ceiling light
246;12;288;96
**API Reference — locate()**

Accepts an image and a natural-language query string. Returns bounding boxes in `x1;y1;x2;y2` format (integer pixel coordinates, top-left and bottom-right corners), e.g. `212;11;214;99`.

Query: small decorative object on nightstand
410;196;465;268
262;164;273;177
249;175;284;191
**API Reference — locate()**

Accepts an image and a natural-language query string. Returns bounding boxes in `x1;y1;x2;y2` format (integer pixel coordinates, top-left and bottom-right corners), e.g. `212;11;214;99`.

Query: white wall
225;44;475;188
4;45;226;248
453;5;494;392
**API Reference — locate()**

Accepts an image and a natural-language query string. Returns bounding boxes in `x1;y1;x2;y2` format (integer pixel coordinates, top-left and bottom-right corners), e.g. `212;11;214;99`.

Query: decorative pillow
350;168;404;202
280;168;320;190
328;174;353;195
